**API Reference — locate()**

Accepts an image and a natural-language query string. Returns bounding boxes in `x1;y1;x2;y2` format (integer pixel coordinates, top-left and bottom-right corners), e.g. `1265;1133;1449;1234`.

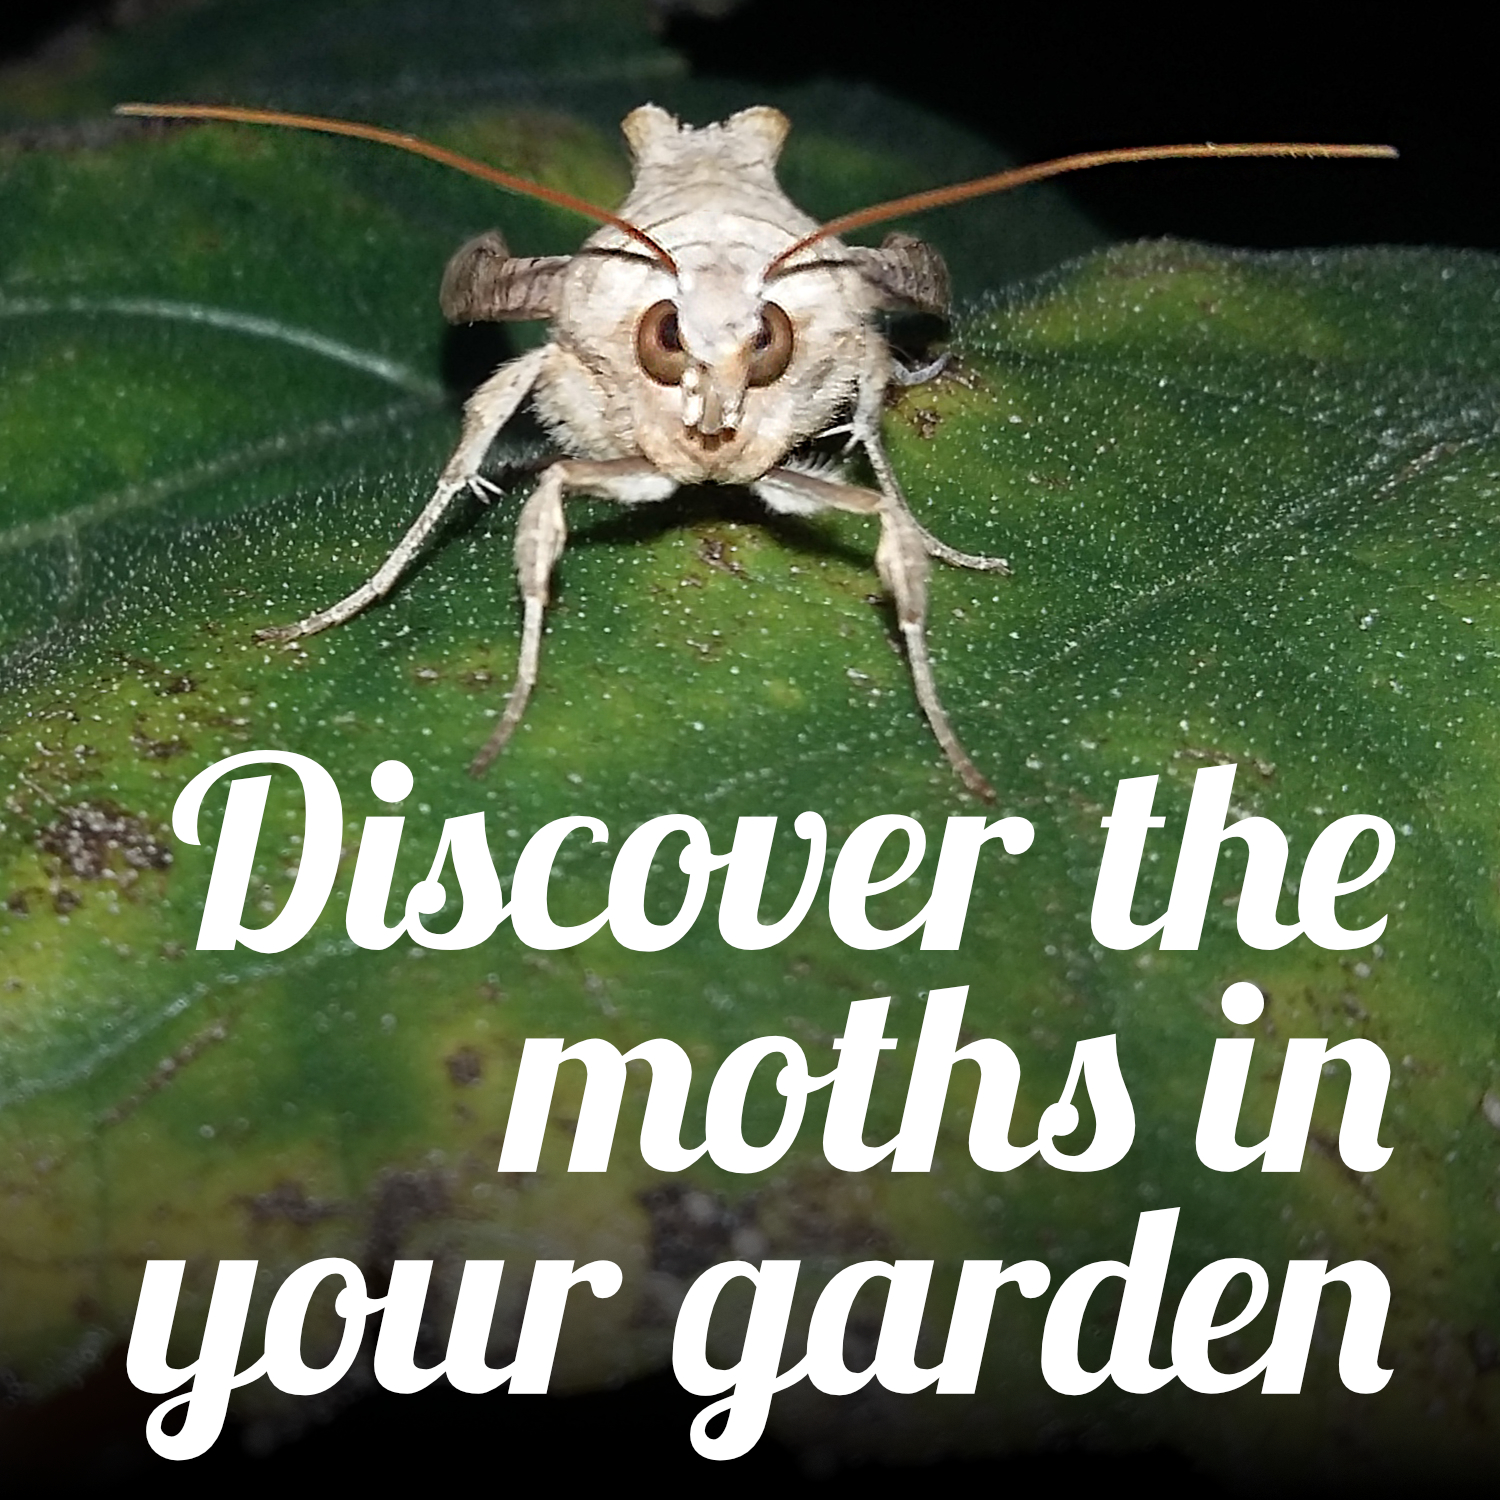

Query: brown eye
636;300;688;385
748;301;794;387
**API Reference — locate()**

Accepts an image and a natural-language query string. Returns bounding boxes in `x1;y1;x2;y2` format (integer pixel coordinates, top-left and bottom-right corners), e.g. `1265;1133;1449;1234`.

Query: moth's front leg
754;466;996;802
258;344;551;644
471;457;678;776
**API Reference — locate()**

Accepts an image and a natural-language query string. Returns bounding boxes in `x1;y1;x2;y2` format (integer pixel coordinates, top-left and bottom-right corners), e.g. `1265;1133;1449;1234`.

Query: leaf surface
1;1;1497;1480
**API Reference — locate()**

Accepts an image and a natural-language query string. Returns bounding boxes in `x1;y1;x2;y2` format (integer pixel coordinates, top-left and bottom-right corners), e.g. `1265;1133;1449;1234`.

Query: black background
0;1;1491;1494
664;3;1498;256
10;0;1490;254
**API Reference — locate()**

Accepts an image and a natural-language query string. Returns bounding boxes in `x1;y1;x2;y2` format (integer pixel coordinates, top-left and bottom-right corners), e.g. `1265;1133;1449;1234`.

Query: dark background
0;2;1486;1493
4;0;1494;256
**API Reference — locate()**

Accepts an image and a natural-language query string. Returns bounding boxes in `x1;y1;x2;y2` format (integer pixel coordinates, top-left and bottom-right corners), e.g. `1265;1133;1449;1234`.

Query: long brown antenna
114;102;679;273
764;141;1398;278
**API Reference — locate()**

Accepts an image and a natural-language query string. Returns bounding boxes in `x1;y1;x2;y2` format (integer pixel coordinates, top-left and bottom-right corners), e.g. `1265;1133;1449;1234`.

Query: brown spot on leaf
242;1180;342;1229
114;654;197;696
698;533;745;577
36;801;171;880
444;1046;483;1087
132;731;188;760
366;1169;449;1287
1029;470;1073;491
640;1184;762;1281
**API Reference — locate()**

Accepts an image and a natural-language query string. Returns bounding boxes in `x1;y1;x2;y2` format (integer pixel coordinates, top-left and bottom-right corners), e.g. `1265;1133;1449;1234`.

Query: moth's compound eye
636;300;688;385
748;302;794;387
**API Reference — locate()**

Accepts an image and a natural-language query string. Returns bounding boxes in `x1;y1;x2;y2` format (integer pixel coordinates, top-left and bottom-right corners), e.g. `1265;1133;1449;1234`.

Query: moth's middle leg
873;505;996;802
470;457;677;776
847;348;1010;576
754;466;996;802
859;428;1011;575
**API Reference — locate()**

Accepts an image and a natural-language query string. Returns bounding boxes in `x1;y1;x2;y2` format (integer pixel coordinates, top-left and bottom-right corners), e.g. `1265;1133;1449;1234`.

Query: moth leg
258;345;549;644
861;424;1011;575
850;348;1011;575
754;466;995;803
889;349;951;387
471;457;677;776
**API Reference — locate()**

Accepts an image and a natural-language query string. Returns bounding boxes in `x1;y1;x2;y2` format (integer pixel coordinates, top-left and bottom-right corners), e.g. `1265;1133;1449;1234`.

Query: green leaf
2;0;1499;1482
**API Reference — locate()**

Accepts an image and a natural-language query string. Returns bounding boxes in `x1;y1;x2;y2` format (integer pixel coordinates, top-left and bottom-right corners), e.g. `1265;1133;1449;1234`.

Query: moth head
634;266;795;438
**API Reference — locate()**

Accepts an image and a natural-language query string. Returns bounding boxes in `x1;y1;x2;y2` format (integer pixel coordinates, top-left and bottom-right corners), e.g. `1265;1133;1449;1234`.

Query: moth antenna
114;102;679;274
764;141;1398;278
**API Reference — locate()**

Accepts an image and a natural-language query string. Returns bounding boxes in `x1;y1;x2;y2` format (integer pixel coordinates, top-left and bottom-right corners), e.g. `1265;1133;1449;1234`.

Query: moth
117;101;1392;801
